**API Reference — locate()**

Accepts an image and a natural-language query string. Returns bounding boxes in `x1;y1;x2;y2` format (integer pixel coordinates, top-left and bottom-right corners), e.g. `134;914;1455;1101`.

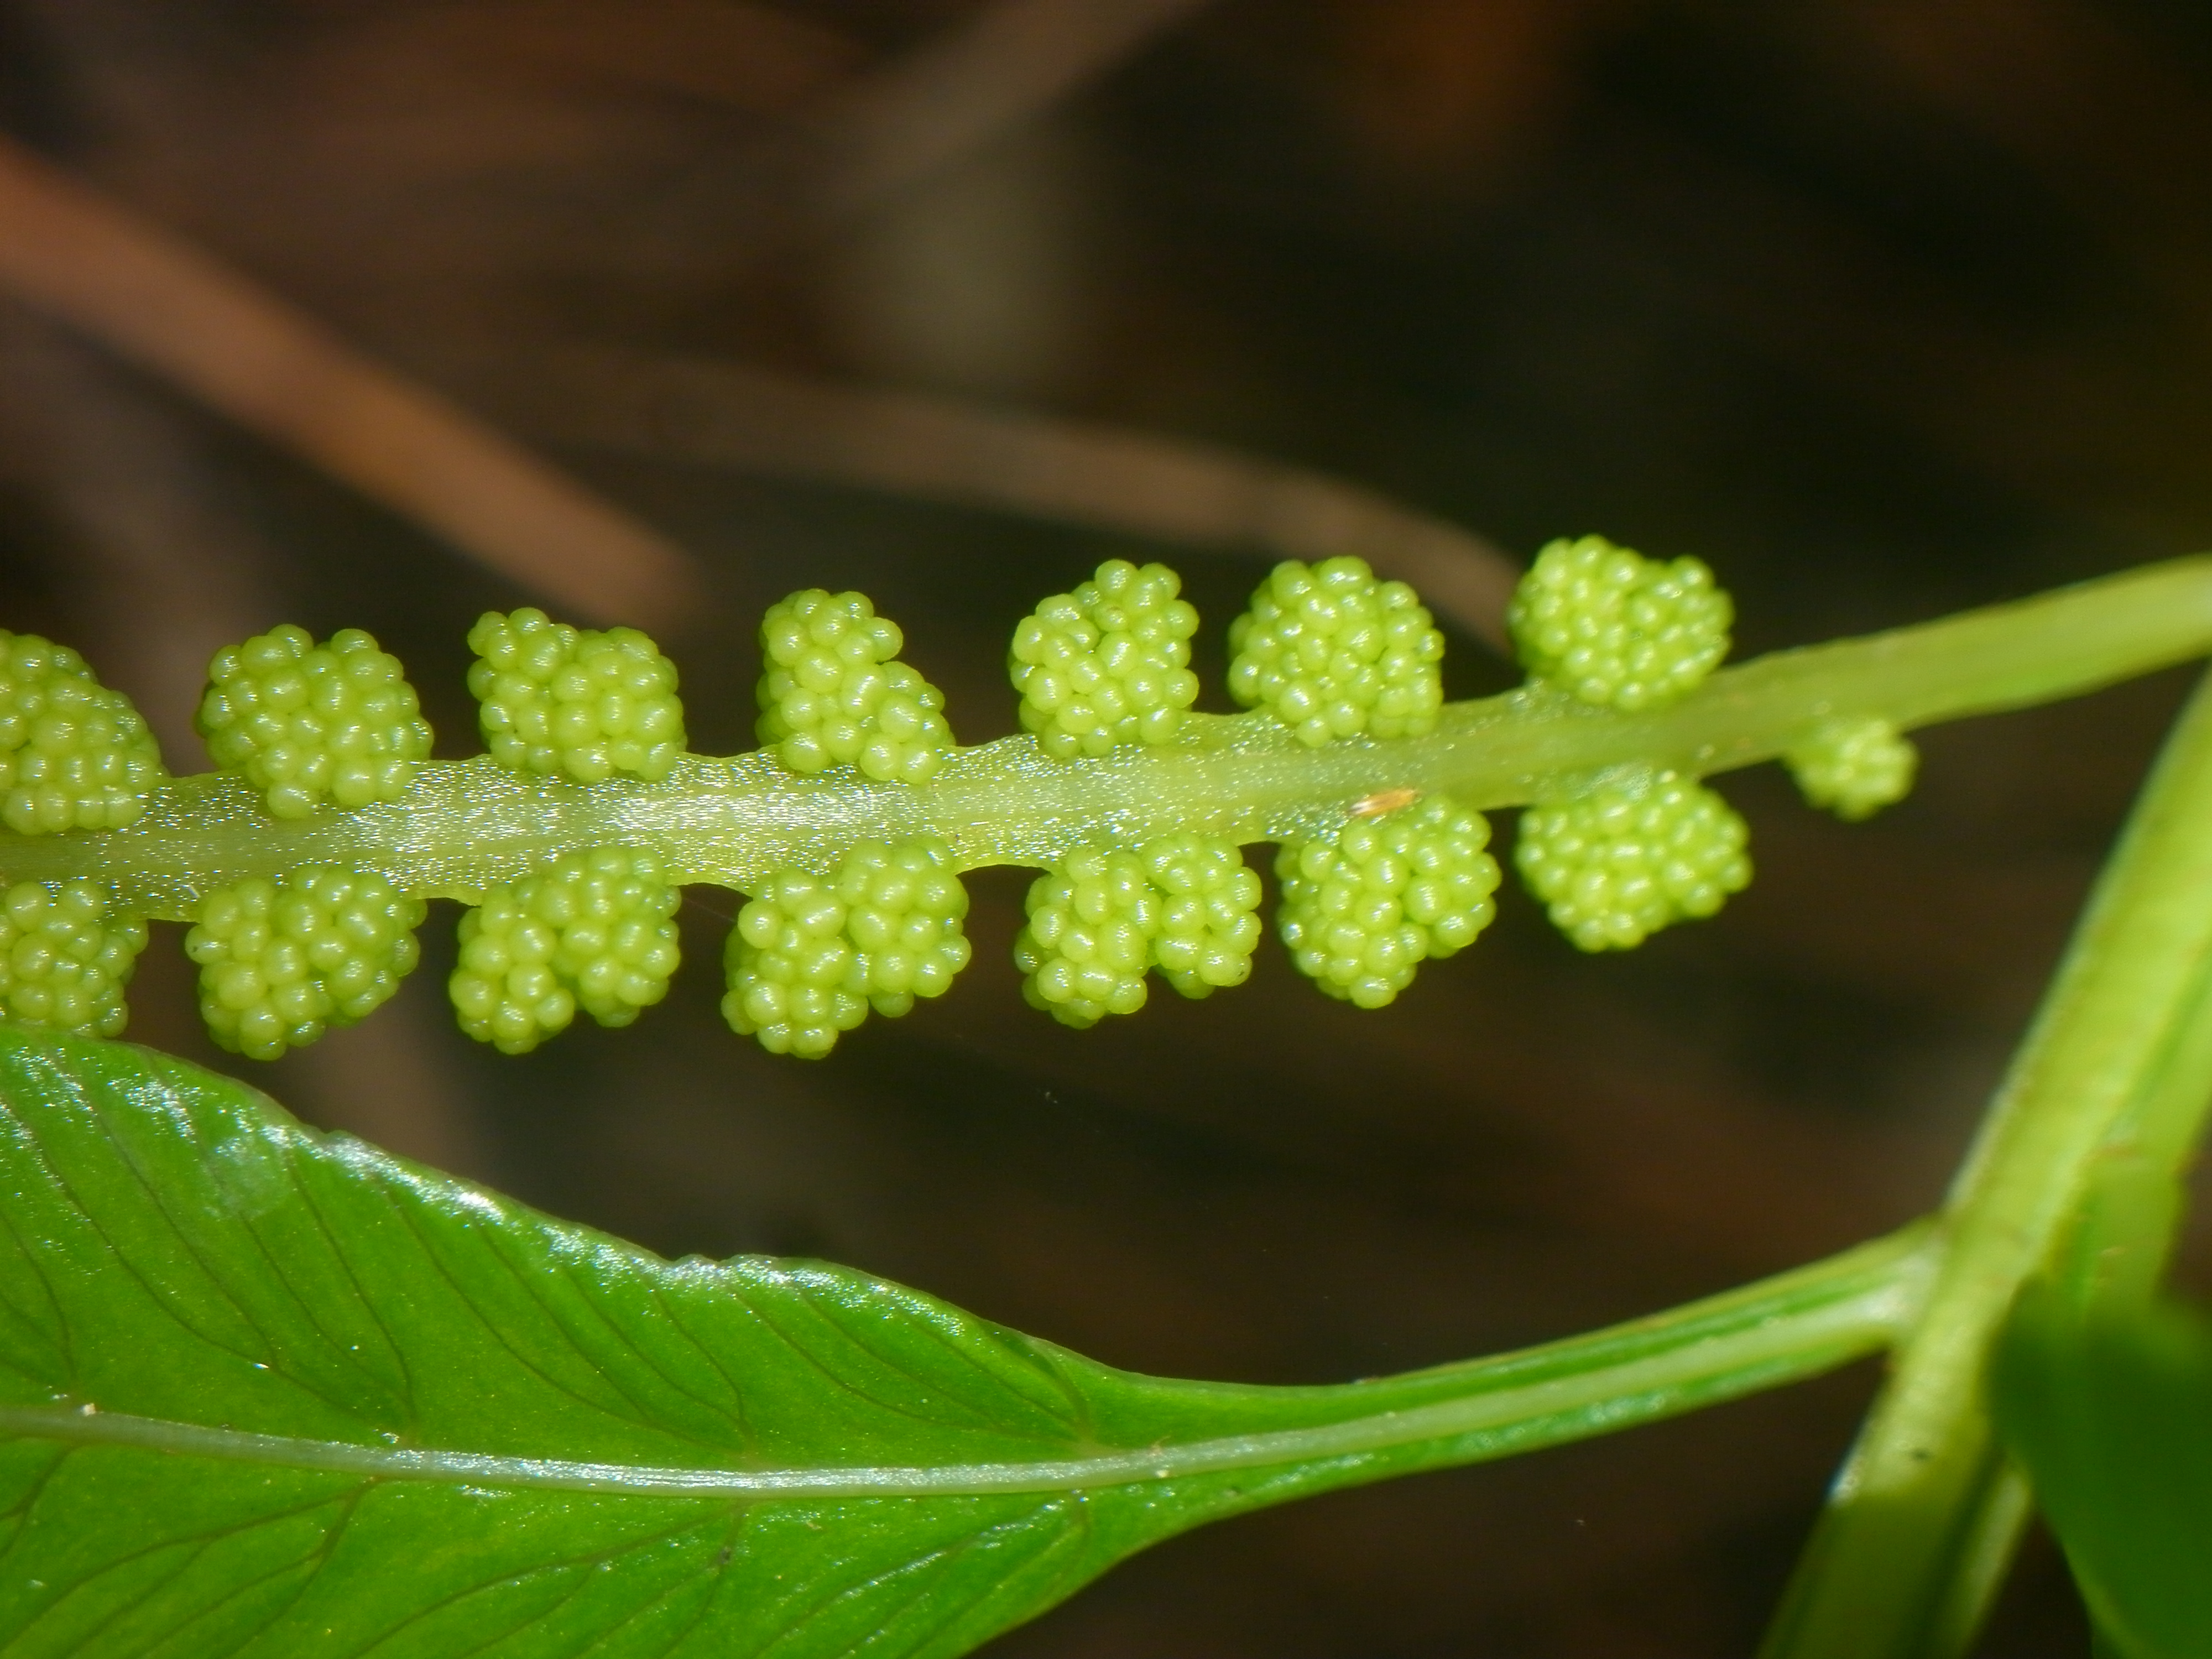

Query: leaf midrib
0;1269;1902;1499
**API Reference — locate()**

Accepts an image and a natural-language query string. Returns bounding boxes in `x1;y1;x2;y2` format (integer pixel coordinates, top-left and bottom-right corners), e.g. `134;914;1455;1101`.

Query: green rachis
3;539;2210;1066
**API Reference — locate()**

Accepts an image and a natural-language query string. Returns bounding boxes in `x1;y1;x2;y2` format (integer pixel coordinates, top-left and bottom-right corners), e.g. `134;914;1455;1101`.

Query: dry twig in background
514;349;1521;649
0;306;489;1177
807;0;1224;220
0;134;703;629
632;0;1222;263
0;305;268;748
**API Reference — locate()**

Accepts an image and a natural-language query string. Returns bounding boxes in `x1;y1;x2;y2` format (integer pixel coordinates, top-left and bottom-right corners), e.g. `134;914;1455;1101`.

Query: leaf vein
380;1189;670;1439
228;1481;371;1658
4;1488;355;1653
756;1504;1065;1659
345;1508;722;1659
11;1080;287;1385
645;1280;755;1457
785;1278;1024;1435
859;1504;1076;1659
567;1527;729;1659
264;1131;420;1420
736;1293;1001;1441
514;1239;741;1447
0;1439;72;1525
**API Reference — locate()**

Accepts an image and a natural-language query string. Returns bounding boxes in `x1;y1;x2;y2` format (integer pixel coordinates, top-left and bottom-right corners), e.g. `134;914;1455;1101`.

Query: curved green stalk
0;1222;1926;1497
1918;1466;2036;1659
1761;665;2212;1659
0;1026;1937;1658
8;556;2212;916
1907;797;2212;1656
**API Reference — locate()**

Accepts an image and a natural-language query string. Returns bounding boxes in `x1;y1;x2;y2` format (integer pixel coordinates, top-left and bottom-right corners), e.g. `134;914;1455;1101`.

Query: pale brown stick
512;350;1520;649
810;0;1223;220
0;306;269;759
0;135;703;629
0;307;494;1179
635;0;1222;262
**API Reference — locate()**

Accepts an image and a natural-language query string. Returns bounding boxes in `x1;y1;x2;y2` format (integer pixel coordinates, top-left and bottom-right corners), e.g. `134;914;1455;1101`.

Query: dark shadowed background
7;0;2212;1651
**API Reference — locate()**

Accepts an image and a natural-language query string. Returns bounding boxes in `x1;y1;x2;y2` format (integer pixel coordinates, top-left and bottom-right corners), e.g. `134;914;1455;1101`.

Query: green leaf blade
1997;1292;2212;1659
0;1029;1913;1657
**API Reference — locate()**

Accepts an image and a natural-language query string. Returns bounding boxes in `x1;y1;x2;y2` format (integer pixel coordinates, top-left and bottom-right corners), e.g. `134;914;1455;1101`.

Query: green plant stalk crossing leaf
0;1027;1923;1658
1761;666;2212;1659
7;557;2212;913
1969;832;2212;1658
1857;724;2212;1658
1915;1463;2034;1659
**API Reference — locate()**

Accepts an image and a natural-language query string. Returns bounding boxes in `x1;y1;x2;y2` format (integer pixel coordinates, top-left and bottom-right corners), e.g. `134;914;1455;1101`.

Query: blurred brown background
9;0;2212;1651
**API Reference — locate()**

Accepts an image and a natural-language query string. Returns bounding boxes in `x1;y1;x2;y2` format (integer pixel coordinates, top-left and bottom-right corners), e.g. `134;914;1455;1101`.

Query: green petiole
1764;660;2212;1658
0;1219;1927;1498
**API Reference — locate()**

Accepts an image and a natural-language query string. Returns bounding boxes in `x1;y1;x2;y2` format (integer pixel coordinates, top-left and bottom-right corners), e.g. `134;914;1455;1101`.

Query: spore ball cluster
0;630;164;834
451;848;681;1054
468;608;686;784
1228;556;1445;746
1514;768;1752;951
1508;535;1731;712
197;625;431;817
758;589;952;783
1788;716;1918;821
1277;796;1501;1006
189;868;425;1059
1015;832;1261;1027
0;880;145;1037
1011;559;1201;758
723;838;971;1057
0;529;1919;1056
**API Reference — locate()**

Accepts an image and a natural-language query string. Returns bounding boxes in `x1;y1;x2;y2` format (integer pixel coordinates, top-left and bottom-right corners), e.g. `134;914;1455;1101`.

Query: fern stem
9;556;2212;916
1761;662;2212;1659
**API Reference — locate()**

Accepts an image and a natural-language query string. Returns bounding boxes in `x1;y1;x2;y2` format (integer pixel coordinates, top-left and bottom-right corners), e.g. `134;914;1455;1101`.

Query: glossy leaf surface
0;1029;1907;1657
1996;1291;2212;1659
